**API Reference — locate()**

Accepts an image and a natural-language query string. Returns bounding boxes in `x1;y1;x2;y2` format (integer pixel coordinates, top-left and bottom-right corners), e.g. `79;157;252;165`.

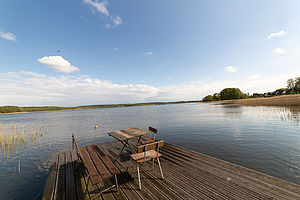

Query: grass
0;100;201;114
233;94;300;106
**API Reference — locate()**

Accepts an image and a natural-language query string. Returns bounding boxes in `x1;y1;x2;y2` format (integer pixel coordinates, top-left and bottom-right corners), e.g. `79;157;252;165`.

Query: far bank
232;94;300;106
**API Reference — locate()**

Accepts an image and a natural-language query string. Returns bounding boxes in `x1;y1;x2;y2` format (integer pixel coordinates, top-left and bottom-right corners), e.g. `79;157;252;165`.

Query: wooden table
108;128;151;160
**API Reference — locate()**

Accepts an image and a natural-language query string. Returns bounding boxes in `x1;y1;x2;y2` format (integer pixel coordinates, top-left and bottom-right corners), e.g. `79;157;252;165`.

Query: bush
202;95;214;102
219;88;246;100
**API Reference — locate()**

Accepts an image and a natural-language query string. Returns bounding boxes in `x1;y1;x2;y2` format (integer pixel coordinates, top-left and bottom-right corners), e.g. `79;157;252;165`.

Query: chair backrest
72;134;83;161
149;126;158;140
138;140;164;153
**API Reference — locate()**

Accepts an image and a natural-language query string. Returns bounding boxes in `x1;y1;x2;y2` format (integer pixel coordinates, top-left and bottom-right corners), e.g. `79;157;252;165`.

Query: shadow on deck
43;140;300;200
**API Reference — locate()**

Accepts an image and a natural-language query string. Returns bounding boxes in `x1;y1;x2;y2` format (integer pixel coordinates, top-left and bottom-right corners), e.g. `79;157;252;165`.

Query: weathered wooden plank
137;140;164;153
163;144;300;199
65;151;77;200
86;145;112;181
130;150;161;163
92;144;120;175
108;128;151;141
55;152;66;200
71;150;90;200
108;131;130;141
80;146;102;185
140;136;155;145
43;153;59;200
96;144;143;200
161;146;270;199
165;143;300;195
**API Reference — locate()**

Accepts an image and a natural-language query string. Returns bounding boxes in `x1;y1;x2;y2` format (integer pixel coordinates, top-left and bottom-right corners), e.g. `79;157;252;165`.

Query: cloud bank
0;71;295;106
38;56;80;74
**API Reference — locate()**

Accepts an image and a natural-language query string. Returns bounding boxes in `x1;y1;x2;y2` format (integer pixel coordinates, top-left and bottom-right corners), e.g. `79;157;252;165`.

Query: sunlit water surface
0;103;300;199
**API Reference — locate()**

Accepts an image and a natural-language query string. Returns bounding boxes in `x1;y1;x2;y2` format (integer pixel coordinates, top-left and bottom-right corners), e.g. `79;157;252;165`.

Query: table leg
115;140;127;160
136;136;142;146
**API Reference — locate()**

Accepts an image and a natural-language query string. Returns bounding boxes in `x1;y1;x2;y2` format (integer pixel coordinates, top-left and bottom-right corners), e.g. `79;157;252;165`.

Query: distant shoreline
0;100;201;114
232;94;300;106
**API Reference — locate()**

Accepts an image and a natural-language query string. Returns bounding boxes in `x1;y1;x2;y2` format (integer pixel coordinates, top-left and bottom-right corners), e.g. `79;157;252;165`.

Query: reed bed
0;123;44;165
234;94;300;106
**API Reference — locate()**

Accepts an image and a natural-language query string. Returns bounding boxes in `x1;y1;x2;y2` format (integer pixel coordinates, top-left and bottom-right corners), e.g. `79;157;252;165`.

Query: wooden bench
72;134;120;194
140;126;158;145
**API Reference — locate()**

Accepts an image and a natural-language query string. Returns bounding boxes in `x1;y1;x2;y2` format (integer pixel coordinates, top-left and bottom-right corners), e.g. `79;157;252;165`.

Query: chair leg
152;158;154;171
157;157;164;179
137;164;141;190
126;157;132;171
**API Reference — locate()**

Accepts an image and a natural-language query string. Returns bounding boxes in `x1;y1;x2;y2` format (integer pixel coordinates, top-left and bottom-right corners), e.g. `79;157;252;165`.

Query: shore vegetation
0;100;200;114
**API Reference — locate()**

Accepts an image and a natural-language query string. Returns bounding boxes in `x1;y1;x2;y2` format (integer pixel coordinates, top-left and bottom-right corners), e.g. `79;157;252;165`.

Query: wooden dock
43;140;300;200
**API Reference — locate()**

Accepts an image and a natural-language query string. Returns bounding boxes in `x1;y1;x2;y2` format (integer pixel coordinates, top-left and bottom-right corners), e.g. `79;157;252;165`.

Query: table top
108;127;151;141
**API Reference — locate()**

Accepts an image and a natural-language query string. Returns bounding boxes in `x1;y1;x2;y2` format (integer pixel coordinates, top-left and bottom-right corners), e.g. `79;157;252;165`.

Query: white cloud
143;52;154;56
0;71;296;106
111;15;122;26
38;56;80;74
0;30;16;42
83;0;122;28
267;30;286;40
272;48;286;54
113;48;119;52
83;0;109;16
225;66;237;73
248;74;261;81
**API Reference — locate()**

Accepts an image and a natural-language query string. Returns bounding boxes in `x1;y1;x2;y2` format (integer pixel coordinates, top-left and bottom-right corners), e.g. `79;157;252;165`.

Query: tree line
202;88;247;102
202;76;300;102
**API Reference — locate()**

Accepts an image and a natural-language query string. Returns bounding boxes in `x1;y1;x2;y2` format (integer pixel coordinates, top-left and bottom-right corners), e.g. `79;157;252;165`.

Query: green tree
219;88;246;100
294;77;300;94
287;78;295;94
202;95;214;102
213;93;220;101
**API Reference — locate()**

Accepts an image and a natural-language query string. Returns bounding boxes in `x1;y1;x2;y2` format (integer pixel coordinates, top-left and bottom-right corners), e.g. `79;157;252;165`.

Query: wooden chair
140;126;158;145
72;134;120;195
128;140;164;190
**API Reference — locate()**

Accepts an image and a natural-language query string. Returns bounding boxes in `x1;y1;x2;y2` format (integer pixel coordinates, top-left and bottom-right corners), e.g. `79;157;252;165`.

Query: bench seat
72;135;120;193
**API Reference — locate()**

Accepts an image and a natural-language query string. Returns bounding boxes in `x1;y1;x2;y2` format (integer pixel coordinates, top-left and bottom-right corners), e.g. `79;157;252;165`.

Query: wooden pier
43;140;300;200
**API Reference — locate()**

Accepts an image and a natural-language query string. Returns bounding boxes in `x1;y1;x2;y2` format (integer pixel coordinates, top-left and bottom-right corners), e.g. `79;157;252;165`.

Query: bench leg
157;157;164;179
115;174;119;193
137;164;141;190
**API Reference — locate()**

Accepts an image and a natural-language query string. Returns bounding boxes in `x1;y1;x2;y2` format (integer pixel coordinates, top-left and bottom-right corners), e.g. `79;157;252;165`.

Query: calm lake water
0;103;300;199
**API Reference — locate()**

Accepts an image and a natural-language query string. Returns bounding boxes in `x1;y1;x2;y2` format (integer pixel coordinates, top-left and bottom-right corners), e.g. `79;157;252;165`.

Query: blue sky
1;0;300;106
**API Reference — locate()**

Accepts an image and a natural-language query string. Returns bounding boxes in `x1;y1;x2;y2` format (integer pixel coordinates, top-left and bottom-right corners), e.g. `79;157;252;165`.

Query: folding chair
140;126;158;145
128;140;164;190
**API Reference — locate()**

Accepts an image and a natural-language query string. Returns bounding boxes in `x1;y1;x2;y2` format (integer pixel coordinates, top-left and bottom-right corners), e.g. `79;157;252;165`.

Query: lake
0;103;300;199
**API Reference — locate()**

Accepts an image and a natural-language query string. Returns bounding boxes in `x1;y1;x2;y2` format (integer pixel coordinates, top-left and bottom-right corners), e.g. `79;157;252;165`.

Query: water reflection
221;105;300;124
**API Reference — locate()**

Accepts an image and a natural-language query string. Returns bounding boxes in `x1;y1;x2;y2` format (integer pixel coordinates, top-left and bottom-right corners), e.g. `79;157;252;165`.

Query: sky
1;0;300;106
